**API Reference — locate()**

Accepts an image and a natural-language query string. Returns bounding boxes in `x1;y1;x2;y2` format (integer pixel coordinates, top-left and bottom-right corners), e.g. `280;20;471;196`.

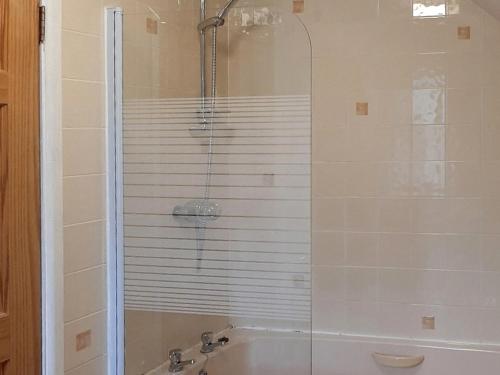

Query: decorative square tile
457;26;471;40
422;316;436;330
356;102;369;116
76;330;92;352
146;18;158;35
293;0;304;14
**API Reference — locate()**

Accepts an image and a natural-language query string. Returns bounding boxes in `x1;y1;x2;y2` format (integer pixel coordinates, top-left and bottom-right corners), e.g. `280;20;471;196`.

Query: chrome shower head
197;0;239;32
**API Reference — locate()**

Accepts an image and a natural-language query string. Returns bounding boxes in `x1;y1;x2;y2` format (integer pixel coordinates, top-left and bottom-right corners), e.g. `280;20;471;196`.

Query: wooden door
0;1;41;374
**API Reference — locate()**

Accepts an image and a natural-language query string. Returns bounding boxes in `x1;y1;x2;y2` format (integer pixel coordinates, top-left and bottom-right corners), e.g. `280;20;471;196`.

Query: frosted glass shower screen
123;96;311;319
123;97;311;319
117;3;311;374
120;5;311;321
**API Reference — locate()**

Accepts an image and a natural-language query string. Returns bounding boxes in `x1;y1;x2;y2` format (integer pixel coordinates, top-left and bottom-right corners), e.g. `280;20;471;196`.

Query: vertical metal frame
40;0;65;373
105;7;124;375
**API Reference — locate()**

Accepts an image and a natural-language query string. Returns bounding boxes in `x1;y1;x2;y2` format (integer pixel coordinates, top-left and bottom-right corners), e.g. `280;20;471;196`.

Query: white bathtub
313;333;500;375
147;328;500;375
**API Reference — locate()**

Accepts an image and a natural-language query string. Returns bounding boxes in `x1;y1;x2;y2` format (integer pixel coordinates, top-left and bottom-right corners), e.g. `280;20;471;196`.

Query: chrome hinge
39;5;46;44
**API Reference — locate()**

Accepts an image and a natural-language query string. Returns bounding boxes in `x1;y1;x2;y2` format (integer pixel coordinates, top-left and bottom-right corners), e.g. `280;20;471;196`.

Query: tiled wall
60;0;500;373
298;0;500;344
62;0;107;373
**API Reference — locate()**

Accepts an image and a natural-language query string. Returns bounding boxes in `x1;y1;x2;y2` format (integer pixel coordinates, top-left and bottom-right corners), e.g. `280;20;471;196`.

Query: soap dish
372;352;425;368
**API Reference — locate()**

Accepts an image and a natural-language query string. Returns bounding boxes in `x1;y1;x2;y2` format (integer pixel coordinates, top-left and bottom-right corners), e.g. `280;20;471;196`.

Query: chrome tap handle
169;348;182;363
201;331;214;345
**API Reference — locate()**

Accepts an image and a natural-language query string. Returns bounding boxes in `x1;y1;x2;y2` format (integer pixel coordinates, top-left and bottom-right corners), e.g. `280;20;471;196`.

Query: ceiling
472;0;500;20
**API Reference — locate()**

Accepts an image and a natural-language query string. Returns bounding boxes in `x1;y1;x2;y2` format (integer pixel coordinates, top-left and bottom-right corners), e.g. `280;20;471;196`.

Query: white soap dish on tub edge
372;352;425;368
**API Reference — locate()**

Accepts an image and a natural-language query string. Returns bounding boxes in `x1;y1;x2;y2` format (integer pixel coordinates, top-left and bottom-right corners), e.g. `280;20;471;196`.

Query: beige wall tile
377;302;412;338
313;231;345;266
378;162;411;197
63;0;103;35
344;162;381;197
312;198;344;231
483;127;500;160
445;161;481;197
481;199;500;234
378;198;412;233
447;88;482;126
312;265;345;302
481;235;500;271
480;308;500;343
378;89;412;125
446;126;481;161
63;129;105;176
63;175;105;225
345;233;378;267
312;297;346;332
312;163;346;198
344;301;378;335
447;52;483;89
345;268;378;302
482;161;500;197
379;269;418;304
345;198;378;232
412;19;448;54
62;80;104;128
65;356;106;375
445;235;481;271
313;128;348;162
64;266;106;322
412;198;449;233
413;234;447;270
448;198;482;233
378;233;414;268
64;221;105;274
62;31;103;81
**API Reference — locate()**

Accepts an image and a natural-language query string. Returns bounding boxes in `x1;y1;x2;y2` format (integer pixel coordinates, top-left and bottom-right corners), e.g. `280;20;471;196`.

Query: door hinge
39;5;46;44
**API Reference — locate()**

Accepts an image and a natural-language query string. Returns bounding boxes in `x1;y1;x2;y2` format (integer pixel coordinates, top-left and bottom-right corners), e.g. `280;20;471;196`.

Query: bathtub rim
146;326;500;375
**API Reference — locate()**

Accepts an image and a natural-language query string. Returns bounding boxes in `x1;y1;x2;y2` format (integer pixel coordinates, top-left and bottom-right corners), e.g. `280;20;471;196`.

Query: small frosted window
413;1;446;17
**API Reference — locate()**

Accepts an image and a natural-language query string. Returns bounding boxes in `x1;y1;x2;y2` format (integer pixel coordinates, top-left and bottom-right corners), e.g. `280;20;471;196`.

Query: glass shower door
117;2;311;374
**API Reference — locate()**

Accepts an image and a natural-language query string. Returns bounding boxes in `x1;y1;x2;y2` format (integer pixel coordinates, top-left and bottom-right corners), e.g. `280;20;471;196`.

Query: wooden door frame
39;0;64;374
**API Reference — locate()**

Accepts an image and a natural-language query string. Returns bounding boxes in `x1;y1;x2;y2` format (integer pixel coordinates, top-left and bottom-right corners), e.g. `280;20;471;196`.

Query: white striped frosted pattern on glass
122;96;311;321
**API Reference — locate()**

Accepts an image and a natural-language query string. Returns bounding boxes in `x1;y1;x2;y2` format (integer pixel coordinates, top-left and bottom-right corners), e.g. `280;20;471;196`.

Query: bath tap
200;331;229;353
168;349;196;373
